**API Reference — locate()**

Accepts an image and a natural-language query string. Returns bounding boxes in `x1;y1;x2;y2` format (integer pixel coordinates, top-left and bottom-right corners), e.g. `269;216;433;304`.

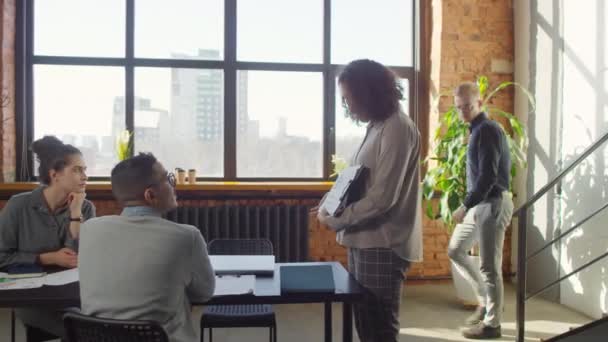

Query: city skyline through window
29;0;415;179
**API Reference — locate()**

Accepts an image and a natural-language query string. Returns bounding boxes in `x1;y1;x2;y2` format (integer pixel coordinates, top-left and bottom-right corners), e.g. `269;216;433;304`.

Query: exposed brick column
0;0;16;182
438;0;514;115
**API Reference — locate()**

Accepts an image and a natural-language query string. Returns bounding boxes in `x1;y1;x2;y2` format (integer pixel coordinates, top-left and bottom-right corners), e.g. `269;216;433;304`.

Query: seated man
79;153;215;342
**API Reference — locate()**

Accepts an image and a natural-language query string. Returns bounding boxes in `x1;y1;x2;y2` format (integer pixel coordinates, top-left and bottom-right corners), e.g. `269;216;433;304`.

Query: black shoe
462;322;501;339
465;306;486;325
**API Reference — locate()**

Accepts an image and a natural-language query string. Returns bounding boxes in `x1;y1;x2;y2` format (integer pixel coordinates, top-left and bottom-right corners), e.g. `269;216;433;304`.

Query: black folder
280;265;335;294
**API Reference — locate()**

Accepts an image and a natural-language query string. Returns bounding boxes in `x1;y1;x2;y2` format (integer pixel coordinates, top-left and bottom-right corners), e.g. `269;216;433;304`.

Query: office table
0;262;365;342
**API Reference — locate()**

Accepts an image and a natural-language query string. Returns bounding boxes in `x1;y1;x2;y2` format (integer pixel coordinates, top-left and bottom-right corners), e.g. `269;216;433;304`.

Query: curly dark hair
338;59;403;121
30;136;82;185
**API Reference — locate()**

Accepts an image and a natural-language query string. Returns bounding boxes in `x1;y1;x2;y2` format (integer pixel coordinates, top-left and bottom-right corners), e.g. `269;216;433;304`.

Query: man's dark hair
338;59;403;122
111;153;160;203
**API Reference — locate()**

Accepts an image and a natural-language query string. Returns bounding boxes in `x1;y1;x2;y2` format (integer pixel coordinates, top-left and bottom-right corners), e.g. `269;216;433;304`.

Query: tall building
112;96;169;150
171;49;249;142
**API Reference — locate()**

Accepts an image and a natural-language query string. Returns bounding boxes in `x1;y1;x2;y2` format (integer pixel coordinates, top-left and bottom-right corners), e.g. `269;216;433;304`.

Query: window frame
16;0;420;182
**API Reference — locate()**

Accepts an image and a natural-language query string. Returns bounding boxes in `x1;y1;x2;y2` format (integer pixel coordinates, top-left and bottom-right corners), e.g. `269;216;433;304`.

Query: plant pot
451;255;481;306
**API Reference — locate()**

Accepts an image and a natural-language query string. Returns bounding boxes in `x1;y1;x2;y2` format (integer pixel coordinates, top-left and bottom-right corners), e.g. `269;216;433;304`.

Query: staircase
514;131;608;342
542;316;608;342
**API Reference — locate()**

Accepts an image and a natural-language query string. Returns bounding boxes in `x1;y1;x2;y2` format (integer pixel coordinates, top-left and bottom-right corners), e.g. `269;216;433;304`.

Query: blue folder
280;265;335;294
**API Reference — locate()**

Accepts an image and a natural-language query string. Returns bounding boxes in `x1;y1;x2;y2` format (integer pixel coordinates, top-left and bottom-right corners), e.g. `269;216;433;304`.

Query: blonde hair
454;82;480;99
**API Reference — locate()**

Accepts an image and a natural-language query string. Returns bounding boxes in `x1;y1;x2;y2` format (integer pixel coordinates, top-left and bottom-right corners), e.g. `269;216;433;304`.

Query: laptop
209;255;275;276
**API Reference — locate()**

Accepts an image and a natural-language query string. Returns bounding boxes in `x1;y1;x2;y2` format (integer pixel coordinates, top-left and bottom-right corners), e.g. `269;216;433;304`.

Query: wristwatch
69;216;83;222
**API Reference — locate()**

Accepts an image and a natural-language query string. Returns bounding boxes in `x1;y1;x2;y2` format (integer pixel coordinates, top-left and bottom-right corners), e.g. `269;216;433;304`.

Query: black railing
515;130;608;342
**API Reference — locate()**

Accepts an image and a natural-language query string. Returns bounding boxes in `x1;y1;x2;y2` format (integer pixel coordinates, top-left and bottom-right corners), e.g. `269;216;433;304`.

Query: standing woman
0;135;95;338
317;59;423;342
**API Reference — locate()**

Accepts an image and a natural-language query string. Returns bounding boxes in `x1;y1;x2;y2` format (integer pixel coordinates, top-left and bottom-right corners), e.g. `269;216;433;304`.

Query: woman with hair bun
0;135;96;338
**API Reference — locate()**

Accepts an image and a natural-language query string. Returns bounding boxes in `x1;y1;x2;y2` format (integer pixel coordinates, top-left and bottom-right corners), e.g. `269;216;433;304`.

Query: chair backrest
63;311;169;342
208;239;273;256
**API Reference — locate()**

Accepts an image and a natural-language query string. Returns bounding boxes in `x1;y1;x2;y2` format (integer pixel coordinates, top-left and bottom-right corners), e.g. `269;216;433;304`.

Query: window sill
0;182;333;200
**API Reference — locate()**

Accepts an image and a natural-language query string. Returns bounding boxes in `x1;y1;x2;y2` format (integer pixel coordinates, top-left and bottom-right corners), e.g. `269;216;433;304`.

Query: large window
20;0;417;180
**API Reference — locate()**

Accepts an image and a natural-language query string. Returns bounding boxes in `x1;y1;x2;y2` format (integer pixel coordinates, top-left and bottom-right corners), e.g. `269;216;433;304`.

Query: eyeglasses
456;103;475;112
167;172;176;188
148;172;176;189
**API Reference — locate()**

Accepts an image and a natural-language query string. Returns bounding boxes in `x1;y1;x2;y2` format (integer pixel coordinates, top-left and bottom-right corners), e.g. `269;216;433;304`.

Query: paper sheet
0;276;45;290
213;275;255;296
44;268;79;286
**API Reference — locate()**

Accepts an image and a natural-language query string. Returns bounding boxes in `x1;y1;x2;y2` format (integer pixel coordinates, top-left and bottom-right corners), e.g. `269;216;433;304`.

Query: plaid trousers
348;247;410;342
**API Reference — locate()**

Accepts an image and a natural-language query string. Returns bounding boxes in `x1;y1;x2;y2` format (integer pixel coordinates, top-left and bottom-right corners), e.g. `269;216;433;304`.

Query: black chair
63;311;168;342
201;239;276;342
24;325;59;342
10;308;60;342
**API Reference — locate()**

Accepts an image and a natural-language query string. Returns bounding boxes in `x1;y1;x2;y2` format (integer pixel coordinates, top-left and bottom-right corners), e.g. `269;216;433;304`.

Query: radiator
166;205;310;262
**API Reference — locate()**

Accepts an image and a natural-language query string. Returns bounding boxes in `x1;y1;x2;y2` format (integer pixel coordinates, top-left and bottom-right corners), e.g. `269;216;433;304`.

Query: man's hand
453;205;467;224
39;248;78;268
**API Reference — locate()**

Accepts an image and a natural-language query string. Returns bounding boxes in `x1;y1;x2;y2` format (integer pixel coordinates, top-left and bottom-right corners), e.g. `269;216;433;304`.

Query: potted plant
330;155;348;179
422;76;534;303
115;130;133;161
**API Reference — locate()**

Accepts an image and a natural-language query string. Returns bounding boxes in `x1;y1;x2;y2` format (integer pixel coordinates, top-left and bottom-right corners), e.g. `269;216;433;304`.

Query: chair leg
11;310;15;342
209;327;213;342
200;327;204;342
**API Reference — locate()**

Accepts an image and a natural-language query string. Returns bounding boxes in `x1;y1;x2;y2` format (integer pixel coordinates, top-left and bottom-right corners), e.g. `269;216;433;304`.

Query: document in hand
320;165;366;216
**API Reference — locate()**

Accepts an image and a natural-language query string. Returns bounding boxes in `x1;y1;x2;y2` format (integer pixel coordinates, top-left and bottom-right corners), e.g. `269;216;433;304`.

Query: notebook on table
5;263;46;279
280;265;335;294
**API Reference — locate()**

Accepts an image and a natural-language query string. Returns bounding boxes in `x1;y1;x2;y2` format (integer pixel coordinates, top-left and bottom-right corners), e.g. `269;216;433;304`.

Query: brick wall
0;0;16;182
438;0;514;114
425;0;515;278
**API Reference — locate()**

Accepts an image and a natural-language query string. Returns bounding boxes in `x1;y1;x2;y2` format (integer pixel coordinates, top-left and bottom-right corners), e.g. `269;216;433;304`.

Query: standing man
448;82;514;339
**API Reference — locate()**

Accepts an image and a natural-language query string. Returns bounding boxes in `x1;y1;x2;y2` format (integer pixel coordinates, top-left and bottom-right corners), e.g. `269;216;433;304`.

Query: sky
33;0;413;141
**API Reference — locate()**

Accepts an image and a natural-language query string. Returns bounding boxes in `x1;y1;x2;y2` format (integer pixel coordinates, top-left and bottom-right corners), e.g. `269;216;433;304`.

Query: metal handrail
515;131;608;342
513;130;608;216
526;201;608;262
526;250;608;301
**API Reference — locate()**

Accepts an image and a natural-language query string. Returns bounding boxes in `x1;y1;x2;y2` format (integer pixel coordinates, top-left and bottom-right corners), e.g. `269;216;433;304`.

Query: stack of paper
0;268;80;290
213;275;255;296
0;272;45;290
44;268;79;286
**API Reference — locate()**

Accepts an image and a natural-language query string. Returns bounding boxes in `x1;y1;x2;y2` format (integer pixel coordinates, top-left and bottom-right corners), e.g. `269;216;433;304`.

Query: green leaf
426;202;436;219
477;76;489;97
426;74;533;230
